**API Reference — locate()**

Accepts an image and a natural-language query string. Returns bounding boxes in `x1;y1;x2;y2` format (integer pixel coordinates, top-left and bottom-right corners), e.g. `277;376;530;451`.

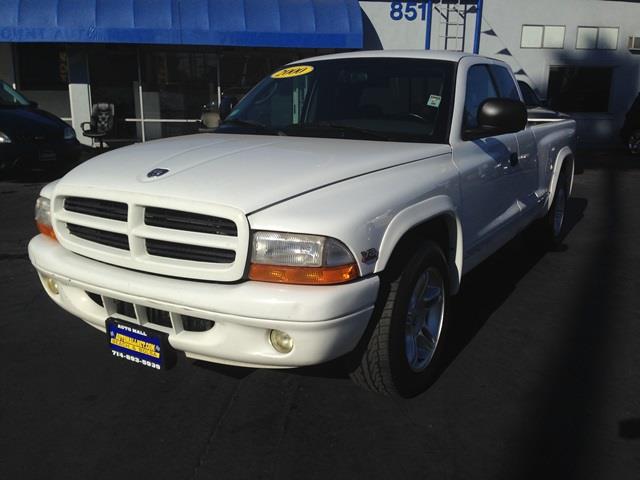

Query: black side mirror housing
464;98;528;140
28;100;39;109
219;95;238;123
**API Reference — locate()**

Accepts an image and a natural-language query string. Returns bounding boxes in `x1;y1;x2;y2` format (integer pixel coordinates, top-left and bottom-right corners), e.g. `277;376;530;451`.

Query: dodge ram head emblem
147;168;169;178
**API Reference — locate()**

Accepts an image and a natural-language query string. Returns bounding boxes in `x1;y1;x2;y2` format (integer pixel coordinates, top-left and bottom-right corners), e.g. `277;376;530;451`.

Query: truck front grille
67;223;130;250
53;192;249;282
64;197;128;221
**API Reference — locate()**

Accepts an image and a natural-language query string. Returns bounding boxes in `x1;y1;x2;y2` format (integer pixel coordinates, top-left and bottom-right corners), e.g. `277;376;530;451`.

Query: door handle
509;152;519;167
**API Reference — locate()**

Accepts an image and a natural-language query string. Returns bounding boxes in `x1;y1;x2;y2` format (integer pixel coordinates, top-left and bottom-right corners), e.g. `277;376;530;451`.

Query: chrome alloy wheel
553;183;566;237
404;268;445;372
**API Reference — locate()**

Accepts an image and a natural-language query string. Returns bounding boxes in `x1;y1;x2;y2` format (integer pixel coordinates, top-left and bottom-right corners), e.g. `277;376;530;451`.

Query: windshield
0;80;30;107
216;58;455;143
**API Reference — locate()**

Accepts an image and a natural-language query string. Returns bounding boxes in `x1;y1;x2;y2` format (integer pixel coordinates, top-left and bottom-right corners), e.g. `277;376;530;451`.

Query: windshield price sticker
271;65;314;79
427;95;442;108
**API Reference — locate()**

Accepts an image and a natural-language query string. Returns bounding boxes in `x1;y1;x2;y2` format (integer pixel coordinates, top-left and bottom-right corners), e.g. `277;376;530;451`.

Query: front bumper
28;235;379;368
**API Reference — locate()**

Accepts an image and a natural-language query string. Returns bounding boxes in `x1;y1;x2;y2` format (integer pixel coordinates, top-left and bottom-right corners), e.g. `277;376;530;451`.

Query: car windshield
216;58;455;143
0;80;30;107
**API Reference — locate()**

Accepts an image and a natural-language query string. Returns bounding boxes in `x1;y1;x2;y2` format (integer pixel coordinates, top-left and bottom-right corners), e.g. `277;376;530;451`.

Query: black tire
348;241;450;398
533;169;568;248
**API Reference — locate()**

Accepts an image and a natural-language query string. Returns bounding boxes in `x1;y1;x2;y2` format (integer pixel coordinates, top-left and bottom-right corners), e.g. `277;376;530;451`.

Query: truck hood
59;134;450;213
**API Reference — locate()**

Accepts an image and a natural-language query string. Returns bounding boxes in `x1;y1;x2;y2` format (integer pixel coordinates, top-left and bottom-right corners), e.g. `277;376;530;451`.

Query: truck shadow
295;196;588;383
443;196;587;368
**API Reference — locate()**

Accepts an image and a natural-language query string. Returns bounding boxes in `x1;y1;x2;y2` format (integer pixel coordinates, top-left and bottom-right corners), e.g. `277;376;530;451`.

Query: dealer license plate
106;319;176;370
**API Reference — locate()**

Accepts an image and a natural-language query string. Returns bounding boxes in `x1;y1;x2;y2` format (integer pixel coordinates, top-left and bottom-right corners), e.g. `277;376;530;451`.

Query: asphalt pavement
0;150;638;479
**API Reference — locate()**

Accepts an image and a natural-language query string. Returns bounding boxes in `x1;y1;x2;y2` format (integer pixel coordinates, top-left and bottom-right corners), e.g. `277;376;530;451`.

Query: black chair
81;103;114;148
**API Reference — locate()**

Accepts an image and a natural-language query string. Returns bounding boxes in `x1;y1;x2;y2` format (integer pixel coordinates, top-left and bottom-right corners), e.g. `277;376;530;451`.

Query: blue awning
0;0;363;49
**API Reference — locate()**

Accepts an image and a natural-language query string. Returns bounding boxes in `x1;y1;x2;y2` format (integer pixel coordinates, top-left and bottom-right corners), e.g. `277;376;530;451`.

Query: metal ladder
435;2;469;52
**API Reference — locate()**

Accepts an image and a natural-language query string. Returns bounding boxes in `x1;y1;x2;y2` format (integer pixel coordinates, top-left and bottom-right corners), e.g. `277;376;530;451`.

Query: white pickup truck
29;51;576;397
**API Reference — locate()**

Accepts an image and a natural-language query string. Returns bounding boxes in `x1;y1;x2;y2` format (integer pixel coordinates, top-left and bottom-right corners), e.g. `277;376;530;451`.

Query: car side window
490;66;521;101
463;64;498;131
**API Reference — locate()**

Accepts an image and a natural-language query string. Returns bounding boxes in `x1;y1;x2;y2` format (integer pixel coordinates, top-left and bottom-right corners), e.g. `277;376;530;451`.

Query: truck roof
291;50;474;64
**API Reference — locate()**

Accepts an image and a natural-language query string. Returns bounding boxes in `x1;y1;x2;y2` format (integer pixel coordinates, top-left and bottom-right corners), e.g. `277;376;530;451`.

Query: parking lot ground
0;150;638;480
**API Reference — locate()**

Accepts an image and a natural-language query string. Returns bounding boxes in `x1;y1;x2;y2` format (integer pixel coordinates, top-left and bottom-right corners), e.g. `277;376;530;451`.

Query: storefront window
88;46;139;141
16;44;71;118
140;49;219;139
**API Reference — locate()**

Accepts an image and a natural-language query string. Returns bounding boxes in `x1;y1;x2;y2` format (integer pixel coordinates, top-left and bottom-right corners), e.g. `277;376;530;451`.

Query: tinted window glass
0;81;30;106
463;65;498;130
518;81;541;107
490;66;521;101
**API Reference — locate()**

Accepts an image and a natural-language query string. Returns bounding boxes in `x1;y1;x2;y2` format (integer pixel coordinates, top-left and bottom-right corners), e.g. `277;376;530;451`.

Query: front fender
375;195;463;294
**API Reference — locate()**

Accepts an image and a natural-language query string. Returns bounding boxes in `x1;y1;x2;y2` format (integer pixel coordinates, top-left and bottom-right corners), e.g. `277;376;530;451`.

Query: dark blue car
0;80;82;175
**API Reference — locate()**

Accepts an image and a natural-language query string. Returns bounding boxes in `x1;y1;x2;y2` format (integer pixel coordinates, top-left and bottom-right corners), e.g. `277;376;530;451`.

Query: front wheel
348;241;449;397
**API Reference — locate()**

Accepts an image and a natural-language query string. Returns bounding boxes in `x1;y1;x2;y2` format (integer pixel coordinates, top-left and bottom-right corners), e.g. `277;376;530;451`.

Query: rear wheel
348;241;449;398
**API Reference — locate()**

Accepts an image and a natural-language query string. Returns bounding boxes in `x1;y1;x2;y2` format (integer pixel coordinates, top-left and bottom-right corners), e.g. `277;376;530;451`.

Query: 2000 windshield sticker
271;65;314;79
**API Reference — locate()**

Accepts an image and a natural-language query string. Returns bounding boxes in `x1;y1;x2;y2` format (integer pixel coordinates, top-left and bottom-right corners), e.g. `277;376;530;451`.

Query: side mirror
28;100;39;108
478;98;527;134
219;95;238;123
464;98;527;140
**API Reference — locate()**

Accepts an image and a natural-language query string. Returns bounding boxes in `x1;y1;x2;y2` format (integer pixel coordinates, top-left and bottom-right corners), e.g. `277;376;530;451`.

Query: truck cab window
490;65;521;101
463;65;498;130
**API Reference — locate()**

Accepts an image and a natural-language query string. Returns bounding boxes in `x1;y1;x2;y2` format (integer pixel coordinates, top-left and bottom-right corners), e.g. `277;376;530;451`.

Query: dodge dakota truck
28;51;576;397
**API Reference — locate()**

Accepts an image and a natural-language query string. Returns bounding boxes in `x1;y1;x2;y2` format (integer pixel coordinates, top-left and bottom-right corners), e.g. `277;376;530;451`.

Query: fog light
44;276;59;295
269;329;294;354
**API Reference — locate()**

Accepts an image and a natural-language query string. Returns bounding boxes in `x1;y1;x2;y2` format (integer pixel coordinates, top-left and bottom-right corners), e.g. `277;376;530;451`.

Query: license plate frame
106;318;176;370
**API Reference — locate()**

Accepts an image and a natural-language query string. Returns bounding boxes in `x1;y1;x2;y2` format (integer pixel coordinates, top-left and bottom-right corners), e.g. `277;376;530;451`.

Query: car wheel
629;129;640;155
348;241;449;397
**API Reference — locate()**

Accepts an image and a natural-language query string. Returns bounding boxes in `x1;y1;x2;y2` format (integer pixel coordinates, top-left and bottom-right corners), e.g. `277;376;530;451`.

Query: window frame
461;63;500;140
520;24;566;50
576;26;620;51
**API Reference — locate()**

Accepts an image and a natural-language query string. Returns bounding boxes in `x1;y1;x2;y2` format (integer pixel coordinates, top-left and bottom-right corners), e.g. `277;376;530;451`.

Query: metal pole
425;0;433;50
473;0;484;54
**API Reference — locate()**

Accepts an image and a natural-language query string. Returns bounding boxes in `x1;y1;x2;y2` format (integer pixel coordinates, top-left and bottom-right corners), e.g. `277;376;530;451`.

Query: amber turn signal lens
249;263;359;285
37;222;57;240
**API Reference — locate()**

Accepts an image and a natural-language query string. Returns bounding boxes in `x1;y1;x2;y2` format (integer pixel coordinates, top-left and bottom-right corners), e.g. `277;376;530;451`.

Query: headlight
0;131;11;143
63;126;76;140
249;231;358;285
35;196;56;240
